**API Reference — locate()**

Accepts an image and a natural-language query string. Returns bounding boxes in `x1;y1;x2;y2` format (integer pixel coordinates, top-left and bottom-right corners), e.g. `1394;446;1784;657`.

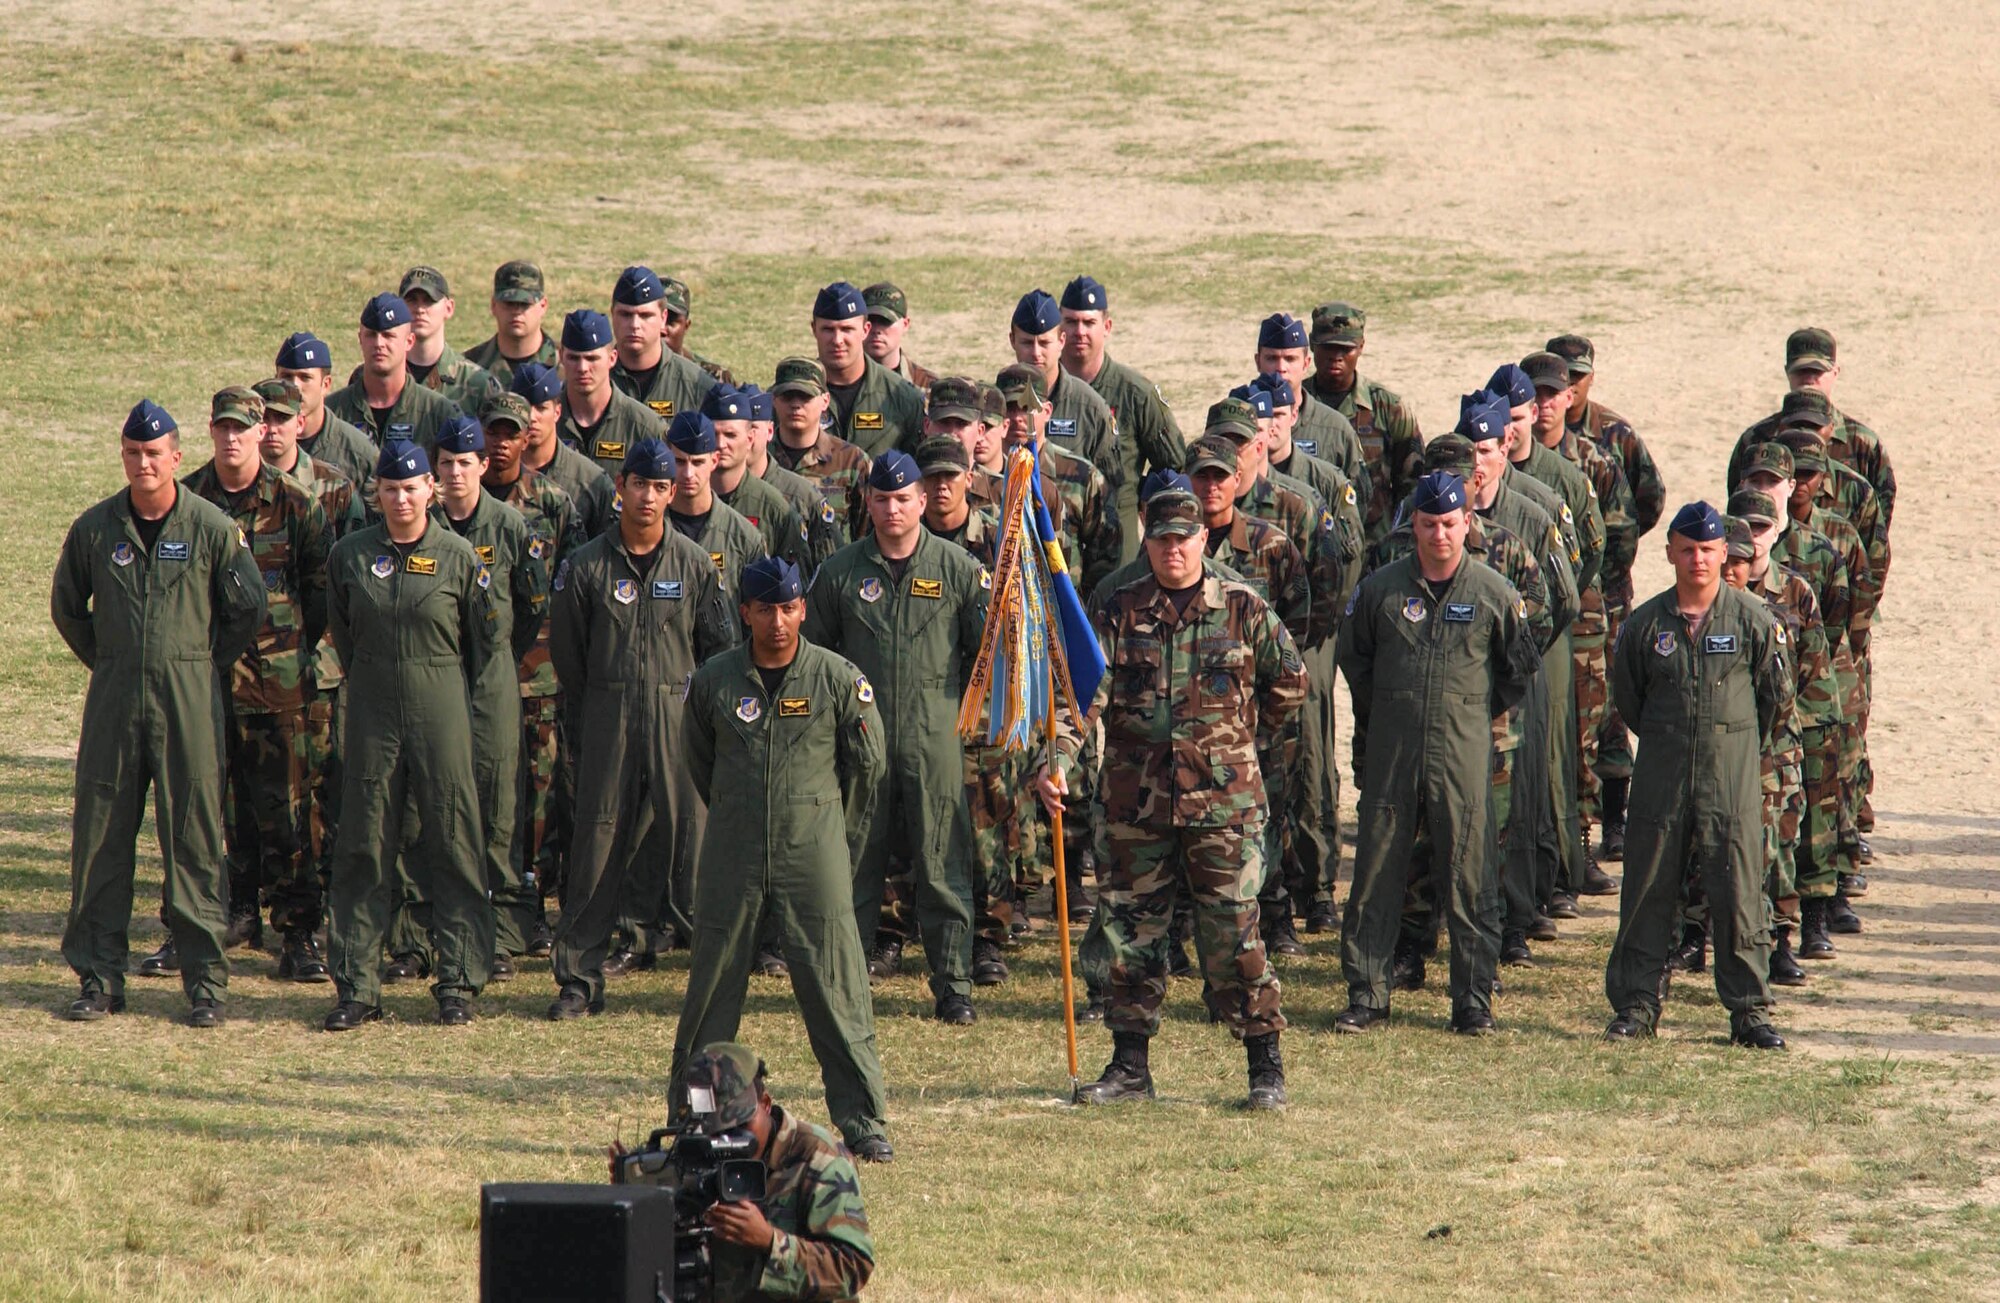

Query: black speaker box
480;1182;675;1303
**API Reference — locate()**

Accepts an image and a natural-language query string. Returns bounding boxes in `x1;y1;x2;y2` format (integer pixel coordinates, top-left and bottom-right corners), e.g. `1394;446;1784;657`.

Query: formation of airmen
51;258;1893;1144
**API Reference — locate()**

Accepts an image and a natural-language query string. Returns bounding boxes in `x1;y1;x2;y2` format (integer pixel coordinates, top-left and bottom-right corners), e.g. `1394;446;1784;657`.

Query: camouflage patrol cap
1774;428;1829;476
1740;441;1795;482
399;266;450;303
660;276;693;318
915;435;971;477
210;385;264;429
926;375;982;423
252;377;304;419
1520;351;1572;392
1309;302;1365;346
996;363;1047;407
492;260;545;304
1204;397;1259;441
1777;388;1834;431
481;391;532;431
1785;326;1836;374
772;356;827;398
1423;432;1476;477
1185;435;1239;476
862;282;907;323
978;382;1006;427
1726;487;1780;526
1143;488;1204;540
683;1043;765;1130
1723;517;1756;561
1546;334;1594;375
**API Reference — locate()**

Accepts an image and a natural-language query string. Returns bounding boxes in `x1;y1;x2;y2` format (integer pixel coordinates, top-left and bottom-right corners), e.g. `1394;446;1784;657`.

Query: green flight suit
1605;584;1790;1033
52;487;266;1004
828;358;925;459
547;529;736;993
670;640;890;1148
1071;354;1186;564
326;520;498;1007
611;349;715;420
761;458;845;573
1337;552;1538;1018
558;389;668;478
1292;394;1370;522
1302;371;1424;544
525;438;618;543
1044;369;1120;501
326;375;463;451
345;344;497;415
299;409;380;498
804;530;988;1000
462;331;558;392
718;470;811;575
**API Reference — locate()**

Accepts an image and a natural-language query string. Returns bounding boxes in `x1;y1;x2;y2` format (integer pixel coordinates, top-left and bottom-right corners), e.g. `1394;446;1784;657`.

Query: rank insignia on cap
855;675;874;704
475;545;496;564
1402;597;1427;623
476;566;491;590
111;542;134;567
854;412;884;431
911;577;943;599
710;552;725;573
778;697;810;717
371;555;395;579
158;541;190;561
595;440;626;461
1654;630;1676;656
528;538;546;560
651;580;683;600
405;555;437;575
614;578;638;604
736;696;763;723
553;559;570;591
859;577;883;603
1704;634;1738;654
647;401;675;417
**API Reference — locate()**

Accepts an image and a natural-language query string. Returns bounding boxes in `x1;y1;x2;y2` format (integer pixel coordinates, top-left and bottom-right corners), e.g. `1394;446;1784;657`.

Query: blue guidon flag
958;448;1107;750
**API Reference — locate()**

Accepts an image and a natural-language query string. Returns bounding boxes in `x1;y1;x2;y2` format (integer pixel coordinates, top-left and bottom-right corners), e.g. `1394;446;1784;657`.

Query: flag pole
1047;623;1081;1093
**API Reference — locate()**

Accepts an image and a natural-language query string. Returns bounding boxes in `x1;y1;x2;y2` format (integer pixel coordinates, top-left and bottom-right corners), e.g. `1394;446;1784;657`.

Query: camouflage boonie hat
1204;396;1259;441
400;265;450;302
1143;489;1204;540
978;383;1006;426
1185;435;1239;476
210;385;264;428
915;435;971;476
862;282;907;323
1726;487;1780;525
1741;441;1795;481
1785;326;1836;373
1422;432;1477;477
252;377;304;419
683;1042;764;1130
772;356;827;397
1309;302;1365;345
995;363;1047;407
1520;351;1572;392
926;375;982;423
1723;516;1756;561
1775;429;1829;475
1546;333;1594;374
661;275;693;318
492;260;545;304
481;391;532;430
1777;388;1834;430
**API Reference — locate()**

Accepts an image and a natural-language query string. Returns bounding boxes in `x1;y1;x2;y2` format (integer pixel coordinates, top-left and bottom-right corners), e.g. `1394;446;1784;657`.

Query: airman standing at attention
1300;303;1424;543
609;265;717;421
391;265;497;414
275;332;380;494
326;293;464;449
659;275;737;385
708;383;811;575
739;383;844;572
463;260;559;390
1008;288;1119;493
768;355;874;539
1254;312;1367;509
810;281;924;458
862;282;936;391
556;309;670;479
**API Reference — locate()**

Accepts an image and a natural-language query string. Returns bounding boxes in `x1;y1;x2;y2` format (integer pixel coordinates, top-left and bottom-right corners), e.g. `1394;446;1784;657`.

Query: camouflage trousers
966;745;1047;947
1763;748;1805;909
1544;631;1584;896
1856;647;1875;832
305;687;342;896
1596;600;1634;784
1571;598;1609;826
1098;820;1283;1039
1832;656;1865;878
1796;723;1841;899
514;694;560;900
223;705;318;932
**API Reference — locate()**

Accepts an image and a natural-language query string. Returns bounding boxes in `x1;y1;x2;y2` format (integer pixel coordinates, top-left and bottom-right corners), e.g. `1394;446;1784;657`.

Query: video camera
611;1084;769;1303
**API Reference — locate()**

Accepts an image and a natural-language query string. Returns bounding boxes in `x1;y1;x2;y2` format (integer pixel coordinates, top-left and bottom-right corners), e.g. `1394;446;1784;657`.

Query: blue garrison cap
562;309;613;352
510;362;563;405
1012;289;1060;335
275;332;332;371
1140;467;1194;502
621;437;677;481
1454;392;1509;443
702;383;748;423
666;411;718;454
1229;384;1274;419
813;281;866;321
1257;313;1308;350
361;293;412;331
1486;363;1535;409
1060;276;1108;312
1669;500;1727;541
868;449;921;491
123;398;176;441
434;412;486;455
1251;371;1295;408
377;438;430;481
738;383;774;422
1411;470;1467;515
741;556;804;604
612;266;665;306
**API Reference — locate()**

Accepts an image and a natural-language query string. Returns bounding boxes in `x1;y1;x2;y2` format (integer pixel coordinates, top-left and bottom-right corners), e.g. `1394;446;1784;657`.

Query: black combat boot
1666;922;1707;975
866;938;902;983
1390;941;1427;990
1245;1032;1286;1110
1770;923;1807;986
1827;892;1863;935
1076;1032;1155;1104
972;939;1009;986
1598;777;1628;861
1798;898;1835;959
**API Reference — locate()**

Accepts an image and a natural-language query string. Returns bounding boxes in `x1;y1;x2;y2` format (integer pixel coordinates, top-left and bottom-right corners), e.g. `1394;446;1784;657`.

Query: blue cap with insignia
622;437;677;481
1140;467;1194;502
738;383;773;423
1012;289;1060;336
1411;470;1467;515
666;411;718;454
562;309;613;351
377;437;430;481
701;383;747;423
1060;276;1108;312
868;449;921;492
275;331;332;372
812;281;866;321
1669;500;1727;541
613;266;665;306
741;556;804;604
1485;363;1535;409
123;398;177;442
510;362;563;405
1251;371;1295;408
361;293;412;331
433;412;486;455
1454;392;1509;443
1229;383;1274;419
1257;313;1308;350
